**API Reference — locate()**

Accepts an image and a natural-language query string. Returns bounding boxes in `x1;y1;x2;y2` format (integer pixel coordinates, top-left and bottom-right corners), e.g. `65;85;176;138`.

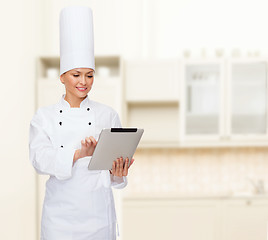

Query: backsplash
124;147;268;196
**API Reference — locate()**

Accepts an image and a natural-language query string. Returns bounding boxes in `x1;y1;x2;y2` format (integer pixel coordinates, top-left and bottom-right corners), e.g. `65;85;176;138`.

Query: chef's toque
59;6;95;76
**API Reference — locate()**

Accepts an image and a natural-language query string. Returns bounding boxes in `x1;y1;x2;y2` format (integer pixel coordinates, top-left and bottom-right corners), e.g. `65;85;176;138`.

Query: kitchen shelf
37;56;60;79
36;55;123;113
95;55;121;77
37;55;122;78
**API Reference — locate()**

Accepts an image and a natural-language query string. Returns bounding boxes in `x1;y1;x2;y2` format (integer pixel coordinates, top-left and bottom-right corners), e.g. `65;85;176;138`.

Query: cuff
78;156;92;162
55;147;76;180
111;175;128;189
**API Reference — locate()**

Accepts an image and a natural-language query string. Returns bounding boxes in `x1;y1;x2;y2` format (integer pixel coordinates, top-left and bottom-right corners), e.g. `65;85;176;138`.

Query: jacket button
60;110;62;113
59;122;62;125
87;108;90;111
88;122;91;125
61;145;63;148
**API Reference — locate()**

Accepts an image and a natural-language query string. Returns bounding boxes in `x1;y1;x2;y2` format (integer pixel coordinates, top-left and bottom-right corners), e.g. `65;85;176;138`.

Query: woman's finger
112;161;116;175
123;158;129;176
85;137;92;146
124;158;129;168
119;157;123;177
89;136;97;146
115;158;120;176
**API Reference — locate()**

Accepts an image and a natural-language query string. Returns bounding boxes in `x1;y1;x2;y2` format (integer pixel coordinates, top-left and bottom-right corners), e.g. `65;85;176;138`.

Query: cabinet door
228;60;268;136
122;199;220;240
221;199;268;240
126;102;180;146
181;61;224;140
125;60;179;102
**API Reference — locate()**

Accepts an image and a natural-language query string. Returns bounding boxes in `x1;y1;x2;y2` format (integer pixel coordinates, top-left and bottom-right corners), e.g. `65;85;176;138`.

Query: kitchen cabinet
179;58;268;147
125;102;180;147
221;199;268;240
37;56;268;148
122;197;268;240
180;60;224;141
124;59;179;102
123;58;268;147
122;198;220;240
123;59;180;147
227;60;268;139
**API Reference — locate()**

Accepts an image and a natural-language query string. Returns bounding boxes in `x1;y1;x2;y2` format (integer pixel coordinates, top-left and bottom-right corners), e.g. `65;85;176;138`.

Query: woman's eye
87;76;93;78
73;75;79;77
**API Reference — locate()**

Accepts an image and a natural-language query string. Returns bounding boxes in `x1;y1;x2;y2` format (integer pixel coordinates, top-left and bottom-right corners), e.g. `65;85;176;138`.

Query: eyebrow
73;70;94;74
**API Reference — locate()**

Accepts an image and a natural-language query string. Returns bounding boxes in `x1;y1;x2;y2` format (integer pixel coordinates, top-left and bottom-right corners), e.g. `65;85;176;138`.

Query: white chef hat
59;6;95;76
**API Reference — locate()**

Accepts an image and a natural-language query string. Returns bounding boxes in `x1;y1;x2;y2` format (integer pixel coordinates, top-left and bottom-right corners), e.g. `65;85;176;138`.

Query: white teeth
77;88;86;90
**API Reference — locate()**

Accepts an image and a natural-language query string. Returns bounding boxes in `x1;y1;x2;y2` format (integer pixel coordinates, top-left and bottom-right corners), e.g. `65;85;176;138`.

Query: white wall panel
0;0;37;239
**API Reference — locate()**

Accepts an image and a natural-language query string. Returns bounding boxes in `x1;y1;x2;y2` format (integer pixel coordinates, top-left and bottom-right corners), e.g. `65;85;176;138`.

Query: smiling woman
29;6;133;240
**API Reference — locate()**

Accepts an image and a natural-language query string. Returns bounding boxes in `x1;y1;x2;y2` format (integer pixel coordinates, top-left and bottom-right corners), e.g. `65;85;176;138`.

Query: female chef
29;6;133;240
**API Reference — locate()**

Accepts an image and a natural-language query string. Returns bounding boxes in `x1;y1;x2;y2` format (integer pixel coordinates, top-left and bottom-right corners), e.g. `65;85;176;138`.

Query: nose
80;75;86;85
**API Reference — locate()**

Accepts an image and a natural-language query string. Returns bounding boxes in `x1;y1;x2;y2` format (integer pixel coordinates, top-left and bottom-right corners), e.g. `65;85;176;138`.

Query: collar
59;94;91;109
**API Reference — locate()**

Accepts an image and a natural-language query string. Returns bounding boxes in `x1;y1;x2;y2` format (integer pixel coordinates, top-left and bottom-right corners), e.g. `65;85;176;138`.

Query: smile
76;87;87;92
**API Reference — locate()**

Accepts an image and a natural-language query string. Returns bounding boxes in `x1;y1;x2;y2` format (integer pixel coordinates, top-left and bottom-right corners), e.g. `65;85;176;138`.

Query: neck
64;93;87;108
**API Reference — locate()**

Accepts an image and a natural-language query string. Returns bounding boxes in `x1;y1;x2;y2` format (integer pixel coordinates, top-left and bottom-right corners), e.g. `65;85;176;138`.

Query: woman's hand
110;157;134;177
73;136;97;164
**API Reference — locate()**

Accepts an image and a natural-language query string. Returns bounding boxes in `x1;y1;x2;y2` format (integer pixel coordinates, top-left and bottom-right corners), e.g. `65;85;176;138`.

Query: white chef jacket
29;94;127;240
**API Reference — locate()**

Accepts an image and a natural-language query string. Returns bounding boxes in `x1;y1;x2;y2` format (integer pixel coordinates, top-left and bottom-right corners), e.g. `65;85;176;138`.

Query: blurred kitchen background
2;0;268;239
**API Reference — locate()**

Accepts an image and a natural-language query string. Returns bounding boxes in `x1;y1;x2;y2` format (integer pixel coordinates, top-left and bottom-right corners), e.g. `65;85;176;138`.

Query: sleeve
29;109;76;180
110;111;128;189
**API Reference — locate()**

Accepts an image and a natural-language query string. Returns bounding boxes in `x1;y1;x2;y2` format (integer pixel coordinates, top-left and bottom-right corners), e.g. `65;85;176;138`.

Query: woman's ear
60;74;64;84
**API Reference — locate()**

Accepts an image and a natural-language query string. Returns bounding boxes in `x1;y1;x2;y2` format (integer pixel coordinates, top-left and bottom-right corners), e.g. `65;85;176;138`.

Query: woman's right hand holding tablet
73;136;97;164
110;157;134;177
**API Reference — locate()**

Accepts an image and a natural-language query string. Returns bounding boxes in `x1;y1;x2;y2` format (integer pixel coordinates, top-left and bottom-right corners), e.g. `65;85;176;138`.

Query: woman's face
60;68;94;99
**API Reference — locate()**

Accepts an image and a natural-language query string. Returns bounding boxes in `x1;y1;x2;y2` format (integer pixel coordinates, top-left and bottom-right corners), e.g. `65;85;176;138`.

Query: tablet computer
88;128;144;170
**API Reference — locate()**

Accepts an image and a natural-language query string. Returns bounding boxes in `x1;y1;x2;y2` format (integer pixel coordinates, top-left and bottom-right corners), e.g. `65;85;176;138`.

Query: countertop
122;192;268;200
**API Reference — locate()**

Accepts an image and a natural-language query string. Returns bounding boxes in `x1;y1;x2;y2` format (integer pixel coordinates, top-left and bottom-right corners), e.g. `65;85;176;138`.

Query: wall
0;1;37;239
37;0;268;58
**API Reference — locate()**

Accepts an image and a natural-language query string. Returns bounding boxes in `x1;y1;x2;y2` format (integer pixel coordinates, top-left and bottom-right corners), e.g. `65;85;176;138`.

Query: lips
76;87;87;92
